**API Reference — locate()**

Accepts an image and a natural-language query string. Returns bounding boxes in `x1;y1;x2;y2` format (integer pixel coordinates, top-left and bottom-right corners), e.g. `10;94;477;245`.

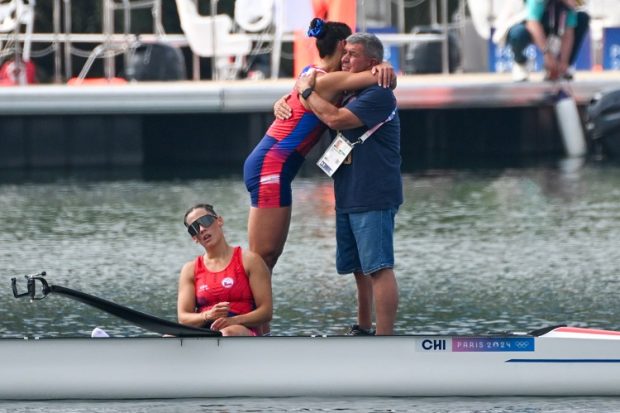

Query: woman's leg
248;206;291;336
220;325;254;336
247;206;292;272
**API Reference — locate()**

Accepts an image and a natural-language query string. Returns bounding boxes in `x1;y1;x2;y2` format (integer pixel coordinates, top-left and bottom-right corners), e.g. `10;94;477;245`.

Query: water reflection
1;162;620;338
3;396;620;413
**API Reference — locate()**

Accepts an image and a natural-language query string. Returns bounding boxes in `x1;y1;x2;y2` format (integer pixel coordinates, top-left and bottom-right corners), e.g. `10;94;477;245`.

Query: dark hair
307;18;352;58
183;203;217;226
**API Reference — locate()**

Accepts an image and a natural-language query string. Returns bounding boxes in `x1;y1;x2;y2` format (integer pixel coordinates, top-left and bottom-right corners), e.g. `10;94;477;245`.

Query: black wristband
301;87;313;100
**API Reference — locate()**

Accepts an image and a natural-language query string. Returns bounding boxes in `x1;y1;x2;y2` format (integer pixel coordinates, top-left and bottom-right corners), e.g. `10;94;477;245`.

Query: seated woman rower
178;203;272;336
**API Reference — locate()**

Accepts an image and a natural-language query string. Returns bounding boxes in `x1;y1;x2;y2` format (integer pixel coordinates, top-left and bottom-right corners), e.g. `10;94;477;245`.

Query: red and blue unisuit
243;66;328;208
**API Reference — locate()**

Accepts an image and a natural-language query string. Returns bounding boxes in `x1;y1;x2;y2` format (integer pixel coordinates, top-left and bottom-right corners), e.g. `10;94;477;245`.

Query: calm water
1;160;620;411
2;397;620;412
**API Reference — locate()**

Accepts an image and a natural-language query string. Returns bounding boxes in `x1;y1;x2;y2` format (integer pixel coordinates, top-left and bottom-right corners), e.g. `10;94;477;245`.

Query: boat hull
3;330;620;399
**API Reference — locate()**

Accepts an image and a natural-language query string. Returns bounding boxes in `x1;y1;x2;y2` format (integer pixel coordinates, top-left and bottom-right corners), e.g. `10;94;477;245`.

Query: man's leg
350;208;399;335
354;271;373;331
371;268;399;335
336;211;367;332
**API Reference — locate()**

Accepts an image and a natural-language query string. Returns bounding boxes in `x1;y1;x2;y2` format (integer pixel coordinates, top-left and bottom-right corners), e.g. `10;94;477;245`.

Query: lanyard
340;108;397;146
317;108;397;177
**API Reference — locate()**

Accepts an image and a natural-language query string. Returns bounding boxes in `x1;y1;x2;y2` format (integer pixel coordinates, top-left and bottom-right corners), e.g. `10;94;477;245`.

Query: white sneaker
564;66;575;80
512;62;529;82
91;327;110;338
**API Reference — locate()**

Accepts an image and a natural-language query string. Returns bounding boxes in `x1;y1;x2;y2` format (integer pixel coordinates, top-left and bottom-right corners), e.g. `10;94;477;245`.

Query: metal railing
1;0;468;82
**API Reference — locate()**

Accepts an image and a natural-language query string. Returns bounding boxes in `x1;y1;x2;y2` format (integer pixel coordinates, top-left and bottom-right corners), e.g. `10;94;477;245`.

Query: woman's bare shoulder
241;249;269;273
180;259;196;279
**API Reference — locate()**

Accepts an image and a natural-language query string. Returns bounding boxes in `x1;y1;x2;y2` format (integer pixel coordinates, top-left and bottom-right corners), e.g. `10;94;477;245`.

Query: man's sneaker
512;62;529;82
563;66;575;80
347;324;376;336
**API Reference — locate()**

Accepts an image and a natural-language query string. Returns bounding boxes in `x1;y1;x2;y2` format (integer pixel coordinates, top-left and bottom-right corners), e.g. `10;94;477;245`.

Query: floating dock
0;71;619;170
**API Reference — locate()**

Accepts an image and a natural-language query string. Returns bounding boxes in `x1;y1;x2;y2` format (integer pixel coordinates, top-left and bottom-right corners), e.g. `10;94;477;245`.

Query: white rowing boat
2;326;620;399
4;274;620;400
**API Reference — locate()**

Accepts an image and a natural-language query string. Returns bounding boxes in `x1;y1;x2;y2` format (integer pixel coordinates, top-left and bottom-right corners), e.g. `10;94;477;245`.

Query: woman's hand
274;94;292;120
210;316;237;331
203;301;230;322
371;62;396;88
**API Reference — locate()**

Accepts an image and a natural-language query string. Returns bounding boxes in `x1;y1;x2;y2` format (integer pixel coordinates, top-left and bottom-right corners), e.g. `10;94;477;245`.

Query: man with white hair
296;33;401;336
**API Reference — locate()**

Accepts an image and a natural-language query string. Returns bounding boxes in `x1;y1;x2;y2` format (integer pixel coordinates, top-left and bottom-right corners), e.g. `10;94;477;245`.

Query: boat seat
0;0;35;85
0;0;22;33
0;0;34;60
175;0;252;80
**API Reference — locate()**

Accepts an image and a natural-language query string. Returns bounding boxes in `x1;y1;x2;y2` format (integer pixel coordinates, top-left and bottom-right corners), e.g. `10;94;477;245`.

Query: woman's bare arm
177;262;203;327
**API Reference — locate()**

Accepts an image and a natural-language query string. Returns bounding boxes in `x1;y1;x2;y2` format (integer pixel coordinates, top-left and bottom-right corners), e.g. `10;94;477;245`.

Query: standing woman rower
244;18;395;273
178;203;272;336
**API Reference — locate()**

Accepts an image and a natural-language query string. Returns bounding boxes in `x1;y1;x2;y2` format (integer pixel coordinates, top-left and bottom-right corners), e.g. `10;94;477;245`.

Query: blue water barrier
603;27;620;70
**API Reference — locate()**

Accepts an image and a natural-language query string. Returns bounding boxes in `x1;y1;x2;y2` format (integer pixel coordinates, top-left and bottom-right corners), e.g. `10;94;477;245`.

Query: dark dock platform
1;71;618;170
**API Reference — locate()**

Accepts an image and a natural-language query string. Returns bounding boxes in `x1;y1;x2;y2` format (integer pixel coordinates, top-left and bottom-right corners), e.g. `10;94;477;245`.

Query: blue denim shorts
335;208;398;276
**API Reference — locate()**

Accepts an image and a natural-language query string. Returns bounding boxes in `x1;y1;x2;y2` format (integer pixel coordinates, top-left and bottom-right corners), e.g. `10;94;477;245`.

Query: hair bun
307;18;326;38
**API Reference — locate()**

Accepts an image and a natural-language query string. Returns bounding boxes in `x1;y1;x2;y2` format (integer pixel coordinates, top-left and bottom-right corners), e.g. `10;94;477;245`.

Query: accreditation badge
316;132;353;177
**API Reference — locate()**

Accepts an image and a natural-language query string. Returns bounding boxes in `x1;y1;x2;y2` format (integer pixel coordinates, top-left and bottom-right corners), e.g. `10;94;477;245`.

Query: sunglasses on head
186;214;217;236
